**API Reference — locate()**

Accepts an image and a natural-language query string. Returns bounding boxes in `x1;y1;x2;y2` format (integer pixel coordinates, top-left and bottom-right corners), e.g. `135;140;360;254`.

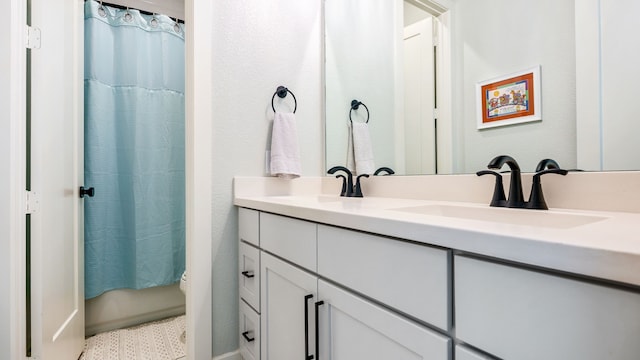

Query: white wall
0;0;12;354
210;1;323;355
453;0;577;173
325;0;402;173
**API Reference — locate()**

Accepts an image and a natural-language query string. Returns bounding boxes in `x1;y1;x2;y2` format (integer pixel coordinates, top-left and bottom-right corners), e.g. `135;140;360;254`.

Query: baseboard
212;349;241;360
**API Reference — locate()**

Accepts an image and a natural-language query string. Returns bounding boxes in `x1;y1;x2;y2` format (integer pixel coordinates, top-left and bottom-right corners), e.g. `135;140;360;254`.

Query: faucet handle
334;175;348;197
353;174;369;197
535;158;560;172
526;168;568;210
373;167;395;176
476;170;507;207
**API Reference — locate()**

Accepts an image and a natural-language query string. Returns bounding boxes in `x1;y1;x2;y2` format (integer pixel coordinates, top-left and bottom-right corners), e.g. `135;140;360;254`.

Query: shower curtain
84;1;185;299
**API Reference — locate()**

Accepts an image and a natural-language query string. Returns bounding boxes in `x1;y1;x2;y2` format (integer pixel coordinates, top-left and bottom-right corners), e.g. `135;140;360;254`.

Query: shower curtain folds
84;0;185;299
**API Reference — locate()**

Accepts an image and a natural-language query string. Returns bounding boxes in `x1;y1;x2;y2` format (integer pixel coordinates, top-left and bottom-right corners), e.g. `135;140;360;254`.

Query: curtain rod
85;0;184;23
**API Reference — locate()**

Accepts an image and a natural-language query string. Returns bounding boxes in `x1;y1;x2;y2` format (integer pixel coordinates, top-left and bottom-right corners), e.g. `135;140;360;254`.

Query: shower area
82;0;186;345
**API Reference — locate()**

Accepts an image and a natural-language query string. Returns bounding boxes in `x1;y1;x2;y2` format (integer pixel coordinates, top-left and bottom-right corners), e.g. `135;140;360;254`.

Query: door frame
7;0;28;358
8;0;214;358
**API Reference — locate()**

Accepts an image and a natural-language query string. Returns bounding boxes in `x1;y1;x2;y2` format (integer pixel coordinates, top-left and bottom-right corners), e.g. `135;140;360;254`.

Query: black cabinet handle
241;270;255;278
79;186;95;198
241;331;255;342
304;294;314;360
315;301;325;360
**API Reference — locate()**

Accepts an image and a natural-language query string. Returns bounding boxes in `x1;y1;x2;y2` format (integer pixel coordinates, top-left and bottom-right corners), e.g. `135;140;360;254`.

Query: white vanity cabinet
239;209;452;360
455;255;640;360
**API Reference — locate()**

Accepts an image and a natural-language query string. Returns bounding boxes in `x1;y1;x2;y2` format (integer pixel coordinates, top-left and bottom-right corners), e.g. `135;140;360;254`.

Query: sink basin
391;204;608;229
268;195;344;204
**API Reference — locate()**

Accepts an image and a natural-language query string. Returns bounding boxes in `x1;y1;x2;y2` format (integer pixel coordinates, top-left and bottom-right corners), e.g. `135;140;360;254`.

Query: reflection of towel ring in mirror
271;86;297;113
349;100;369;123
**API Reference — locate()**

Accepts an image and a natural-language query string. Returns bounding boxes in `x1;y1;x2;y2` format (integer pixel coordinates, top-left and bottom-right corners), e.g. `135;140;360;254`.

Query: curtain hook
124;7;133;22
173;18;181;33
98;0;107;17
150;13;159;28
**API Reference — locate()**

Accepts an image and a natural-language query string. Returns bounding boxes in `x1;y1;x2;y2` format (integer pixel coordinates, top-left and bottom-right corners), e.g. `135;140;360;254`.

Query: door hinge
433;108;439;120
25;191;40;214
26;25;41;49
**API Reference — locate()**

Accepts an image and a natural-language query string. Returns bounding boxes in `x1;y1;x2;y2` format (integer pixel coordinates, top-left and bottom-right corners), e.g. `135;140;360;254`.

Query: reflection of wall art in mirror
476;66;541;130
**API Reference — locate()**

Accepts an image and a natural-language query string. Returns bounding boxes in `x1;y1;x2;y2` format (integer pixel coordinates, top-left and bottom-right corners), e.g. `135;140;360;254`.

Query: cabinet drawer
318;225;450;330
240;300;261;360
260;213;317;271
455;255;640;360
239;241;260;311
239;208;260;246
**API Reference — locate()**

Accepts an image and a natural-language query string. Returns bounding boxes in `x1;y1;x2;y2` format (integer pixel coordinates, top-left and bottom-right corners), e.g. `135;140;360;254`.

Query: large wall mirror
325;0;640;175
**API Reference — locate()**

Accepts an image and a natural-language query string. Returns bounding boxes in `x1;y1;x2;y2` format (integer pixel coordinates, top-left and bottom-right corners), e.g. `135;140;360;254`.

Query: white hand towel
270;112;301;179
346;123;356;173
350;122;375;175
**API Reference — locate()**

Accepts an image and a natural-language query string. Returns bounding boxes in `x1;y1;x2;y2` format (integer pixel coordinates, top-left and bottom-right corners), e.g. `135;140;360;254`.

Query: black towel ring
349;100;369;123
271;86;297;113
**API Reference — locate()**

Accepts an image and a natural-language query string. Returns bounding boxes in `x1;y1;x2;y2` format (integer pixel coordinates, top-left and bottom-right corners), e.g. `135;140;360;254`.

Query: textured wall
210;1;324;355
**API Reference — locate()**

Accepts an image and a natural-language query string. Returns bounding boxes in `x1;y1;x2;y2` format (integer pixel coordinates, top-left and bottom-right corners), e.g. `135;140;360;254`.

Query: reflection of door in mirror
403;16;435;174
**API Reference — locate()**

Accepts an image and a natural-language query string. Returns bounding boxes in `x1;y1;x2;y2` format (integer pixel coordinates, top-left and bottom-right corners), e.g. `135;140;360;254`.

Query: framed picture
476;66;541;129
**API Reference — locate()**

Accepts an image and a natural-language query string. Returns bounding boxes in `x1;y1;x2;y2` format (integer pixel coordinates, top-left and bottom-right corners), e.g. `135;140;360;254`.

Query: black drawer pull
315;301;325;360
241;271;255;278
241;331;255;342
304;294;314;360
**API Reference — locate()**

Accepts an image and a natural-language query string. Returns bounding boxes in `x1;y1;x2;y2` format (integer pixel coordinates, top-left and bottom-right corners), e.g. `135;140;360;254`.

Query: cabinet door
455;255;640;360
261;253;318;360
317;280;450;360
455;345;491;360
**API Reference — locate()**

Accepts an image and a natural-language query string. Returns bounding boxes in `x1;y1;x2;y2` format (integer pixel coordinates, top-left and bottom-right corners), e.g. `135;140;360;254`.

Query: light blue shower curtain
84;1;185;299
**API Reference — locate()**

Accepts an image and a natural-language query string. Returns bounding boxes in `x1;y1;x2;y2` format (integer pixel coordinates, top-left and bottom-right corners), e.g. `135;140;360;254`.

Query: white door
261;253;318;360
29;0;85;358
403;18;436;174
316;280;450;360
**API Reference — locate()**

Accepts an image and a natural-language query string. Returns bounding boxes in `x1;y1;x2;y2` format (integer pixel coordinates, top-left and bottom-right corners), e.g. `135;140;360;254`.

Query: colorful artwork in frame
476;66;541;129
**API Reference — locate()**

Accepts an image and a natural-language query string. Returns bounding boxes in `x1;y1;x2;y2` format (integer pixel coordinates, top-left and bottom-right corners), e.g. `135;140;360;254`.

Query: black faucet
327;166;370;197
328;166;354;197
526;159;568;210
373;167;395;176
487;155;525;208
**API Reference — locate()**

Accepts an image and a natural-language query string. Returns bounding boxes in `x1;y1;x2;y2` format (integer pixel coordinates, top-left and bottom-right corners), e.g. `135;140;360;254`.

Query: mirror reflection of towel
346;122;375;175
270;112;301;178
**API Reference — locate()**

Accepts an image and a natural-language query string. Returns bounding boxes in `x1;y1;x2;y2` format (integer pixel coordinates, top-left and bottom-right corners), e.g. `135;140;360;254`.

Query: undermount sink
391;204;608;229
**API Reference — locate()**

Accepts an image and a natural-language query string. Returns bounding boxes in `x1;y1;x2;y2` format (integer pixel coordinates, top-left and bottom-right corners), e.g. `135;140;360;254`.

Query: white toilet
179;271;187;344
179;271;187;295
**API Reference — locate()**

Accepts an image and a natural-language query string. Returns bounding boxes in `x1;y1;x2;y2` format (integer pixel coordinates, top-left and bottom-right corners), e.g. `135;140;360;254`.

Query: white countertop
234;193;640;288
